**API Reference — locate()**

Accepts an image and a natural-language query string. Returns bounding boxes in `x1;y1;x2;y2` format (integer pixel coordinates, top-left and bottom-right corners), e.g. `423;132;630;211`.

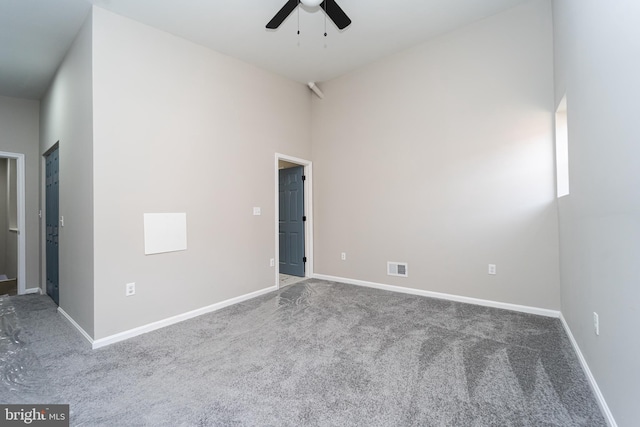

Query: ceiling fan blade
266;0;299;29
321;0;352;30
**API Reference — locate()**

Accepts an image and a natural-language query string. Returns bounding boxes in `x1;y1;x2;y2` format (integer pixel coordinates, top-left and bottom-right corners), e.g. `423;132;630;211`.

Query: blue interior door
279;166;305;277
45;147;59;305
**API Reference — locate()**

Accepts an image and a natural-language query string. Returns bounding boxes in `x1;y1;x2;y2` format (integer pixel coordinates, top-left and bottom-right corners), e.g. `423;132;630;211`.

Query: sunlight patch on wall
555;96;569;197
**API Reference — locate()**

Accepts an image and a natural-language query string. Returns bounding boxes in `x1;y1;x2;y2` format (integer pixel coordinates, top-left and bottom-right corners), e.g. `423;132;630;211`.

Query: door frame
0;151;27;295
274;153;313;288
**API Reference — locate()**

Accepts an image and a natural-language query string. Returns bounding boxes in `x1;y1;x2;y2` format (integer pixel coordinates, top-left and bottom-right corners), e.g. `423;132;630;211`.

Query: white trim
58;306;94;346
40;155;46;291
91;285;278;349
312;273;561;318
559;314;617;427
24;287;41;295
275;153;314;289
0;151;27;295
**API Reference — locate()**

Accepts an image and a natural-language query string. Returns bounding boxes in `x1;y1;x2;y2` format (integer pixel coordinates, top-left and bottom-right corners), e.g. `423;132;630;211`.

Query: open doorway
275;154;313;289
43;144;60;305
0;151;26;295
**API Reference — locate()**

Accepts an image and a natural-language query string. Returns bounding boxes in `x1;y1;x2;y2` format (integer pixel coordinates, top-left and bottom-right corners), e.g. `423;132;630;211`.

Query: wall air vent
387;262;408;277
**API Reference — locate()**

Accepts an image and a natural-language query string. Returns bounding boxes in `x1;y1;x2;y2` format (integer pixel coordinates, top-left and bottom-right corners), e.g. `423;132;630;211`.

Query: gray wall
553;0;640;424
40;13;94;336
312;0;560;310
90;8;312;339
0;95;40;289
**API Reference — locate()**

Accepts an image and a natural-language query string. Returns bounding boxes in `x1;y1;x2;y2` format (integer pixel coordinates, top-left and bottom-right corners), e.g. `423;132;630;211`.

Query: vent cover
387;262;408;277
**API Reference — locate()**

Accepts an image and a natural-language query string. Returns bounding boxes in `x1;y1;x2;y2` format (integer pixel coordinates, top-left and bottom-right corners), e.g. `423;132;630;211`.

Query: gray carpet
1;279;605;426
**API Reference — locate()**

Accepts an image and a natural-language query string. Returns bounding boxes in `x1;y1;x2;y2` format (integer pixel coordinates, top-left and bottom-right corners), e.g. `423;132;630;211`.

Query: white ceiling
0;0;531;100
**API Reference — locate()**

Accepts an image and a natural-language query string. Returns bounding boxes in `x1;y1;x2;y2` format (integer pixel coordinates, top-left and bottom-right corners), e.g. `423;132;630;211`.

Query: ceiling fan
266;0;352;31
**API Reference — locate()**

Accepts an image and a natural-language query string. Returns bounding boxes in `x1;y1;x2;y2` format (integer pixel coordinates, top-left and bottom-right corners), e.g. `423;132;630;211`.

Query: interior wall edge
57;271;568;351
312;273;560;318
52;270;615;427
58;306;94;346
559;314;618;427
91;285;278;348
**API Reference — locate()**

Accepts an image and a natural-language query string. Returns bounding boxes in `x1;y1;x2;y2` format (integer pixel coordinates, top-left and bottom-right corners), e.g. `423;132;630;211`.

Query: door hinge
302;216;307;221
302;175;306;181
303;257;307;263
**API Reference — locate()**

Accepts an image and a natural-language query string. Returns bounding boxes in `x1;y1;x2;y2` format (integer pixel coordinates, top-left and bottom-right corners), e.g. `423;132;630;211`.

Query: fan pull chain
324;2;327;37
297;1;300;35
297;1;300;46
324;15;327;37
323;1;328;48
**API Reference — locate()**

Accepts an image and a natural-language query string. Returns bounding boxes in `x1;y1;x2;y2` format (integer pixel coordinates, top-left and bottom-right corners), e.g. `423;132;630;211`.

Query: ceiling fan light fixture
300;0;323;7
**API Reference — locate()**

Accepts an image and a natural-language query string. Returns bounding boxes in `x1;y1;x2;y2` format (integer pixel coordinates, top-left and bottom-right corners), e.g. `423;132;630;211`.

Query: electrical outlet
593;312;599;336
488;264;497;275
341;252;346;261
126;282;136;296
270;258;275;267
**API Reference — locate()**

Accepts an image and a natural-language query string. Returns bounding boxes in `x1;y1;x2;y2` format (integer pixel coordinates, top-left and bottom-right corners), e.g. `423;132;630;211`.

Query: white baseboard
90;285;278;349
559;314;617;427
55;273;614;424
58;306;94;346
313;273;616;424
312;274;561;318
24;287;42;295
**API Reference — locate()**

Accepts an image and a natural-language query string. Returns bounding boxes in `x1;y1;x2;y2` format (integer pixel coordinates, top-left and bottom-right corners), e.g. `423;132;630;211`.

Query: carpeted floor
0;279;605;426
279;273;307;288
